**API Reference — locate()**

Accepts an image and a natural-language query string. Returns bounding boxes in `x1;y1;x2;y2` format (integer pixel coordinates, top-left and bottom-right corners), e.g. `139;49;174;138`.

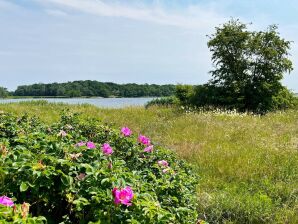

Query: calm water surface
0;97;156;108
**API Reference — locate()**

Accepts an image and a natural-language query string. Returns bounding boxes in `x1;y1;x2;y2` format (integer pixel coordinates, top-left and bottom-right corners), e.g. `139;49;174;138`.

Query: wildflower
112;186;134;206
158;160;169;167
57;130;67;137
121;127;132;136
86;141;96;149
138;135;150;146
143;145;153;153
0;196;14;207
75;141;86;147
102;143;113;155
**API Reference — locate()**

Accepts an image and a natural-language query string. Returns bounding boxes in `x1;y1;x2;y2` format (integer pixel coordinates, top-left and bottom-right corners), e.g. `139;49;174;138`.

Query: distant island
2;80;176;98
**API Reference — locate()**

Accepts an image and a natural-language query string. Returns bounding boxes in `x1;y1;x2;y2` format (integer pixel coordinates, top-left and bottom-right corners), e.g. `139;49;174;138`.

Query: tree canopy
175;19;296;113
207;19;293;112
13;80;176;98
0;87;9;98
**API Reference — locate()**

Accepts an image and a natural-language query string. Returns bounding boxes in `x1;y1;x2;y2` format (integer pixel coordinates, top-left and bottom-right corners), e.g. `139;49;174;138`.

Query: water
0;97;156;108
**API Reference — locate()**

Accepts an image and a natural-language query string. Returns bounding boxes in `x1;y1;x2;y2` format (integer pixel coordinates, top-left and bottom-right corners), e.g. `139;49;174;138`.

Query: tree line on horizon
0;81;176;98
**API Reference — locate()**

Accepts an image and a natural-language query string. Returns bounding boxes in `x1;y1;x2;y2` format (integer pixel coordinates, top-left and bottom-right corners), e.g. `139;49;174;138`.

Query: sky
0;0;297;91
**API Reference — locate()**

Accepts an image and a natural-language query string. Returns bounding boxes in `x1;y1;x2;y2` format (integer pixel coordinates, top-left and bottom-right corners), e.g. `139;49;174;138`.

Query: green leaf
101;178;109;185
61;174;73;186
20;182;29;192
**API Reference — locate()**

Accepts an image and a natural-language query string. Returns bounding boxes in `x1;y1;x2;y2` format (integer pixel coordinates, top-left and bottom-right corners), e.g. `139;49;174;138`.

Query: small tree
0;87;9;98
207;19;293;112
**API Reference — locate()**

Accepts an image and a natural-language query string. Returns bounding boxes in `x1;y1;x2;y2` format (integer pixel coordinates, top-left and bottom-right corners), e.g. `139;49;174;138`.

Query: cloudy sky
0;0;297;91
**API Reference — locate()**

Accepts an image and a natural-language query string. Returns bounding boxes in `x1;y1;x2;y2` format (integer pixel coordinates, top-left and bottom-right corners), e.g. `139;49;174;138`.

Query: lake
0;97;156;108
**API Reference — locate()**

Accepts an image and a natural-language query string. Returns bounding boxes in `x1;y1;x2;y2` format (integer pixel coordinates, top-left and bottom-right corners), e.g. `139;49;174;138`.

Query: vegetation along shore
0;101;297;223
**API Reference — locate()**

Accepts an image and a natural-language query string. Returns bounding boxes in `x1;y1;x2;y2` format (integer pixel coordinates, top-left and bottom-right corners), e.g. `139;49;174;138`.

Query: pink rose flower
143;145;153;153
102;143;113;155
158;160;169;167
121;127;132;137
112;186;134;206
86;141;96;149
0;196;14;207
138;135;150;146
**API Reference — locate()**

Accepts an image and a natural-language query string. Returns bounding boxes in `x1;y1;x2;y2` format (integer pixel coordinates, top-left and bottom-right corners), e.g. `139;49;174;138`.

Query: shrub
176;84;298;114
175;85;194;106
145;96;179;108
0;111;199;223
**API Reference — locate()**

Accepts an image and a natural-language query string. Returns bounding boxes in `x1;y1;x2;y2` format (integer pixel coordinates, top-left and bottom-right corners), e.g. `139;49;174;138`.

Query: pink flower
86;141;96;149
138;135;150;146
58;130;67;137
102;143;113;155
112;186;134;206
121;127;132;137
0;196;14;207
158;160;169;167
144;145;153;153
76;141;86;147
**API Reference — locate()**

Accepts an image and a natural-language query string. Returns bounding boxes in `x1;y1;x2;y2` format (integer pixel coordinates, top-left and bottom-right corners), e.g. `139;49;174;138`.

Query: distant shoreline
3;96;159;99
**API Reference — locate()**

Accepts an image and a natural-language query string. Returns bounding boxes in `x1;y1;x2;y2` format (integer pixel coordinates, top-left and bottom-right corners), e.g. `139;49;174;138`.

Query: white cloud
40;0;225;29
46;9;68;17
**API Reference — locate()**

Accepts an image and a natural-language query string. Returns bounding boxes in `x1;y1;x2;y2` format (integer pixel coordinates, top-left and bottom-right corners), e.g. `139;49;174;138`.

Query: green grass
0;101;297;223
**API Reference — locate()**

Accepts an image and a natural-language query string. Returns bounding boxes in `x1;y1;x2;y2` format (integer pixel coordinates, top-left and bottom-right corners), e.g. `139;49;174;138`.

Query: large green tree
207;19;293;112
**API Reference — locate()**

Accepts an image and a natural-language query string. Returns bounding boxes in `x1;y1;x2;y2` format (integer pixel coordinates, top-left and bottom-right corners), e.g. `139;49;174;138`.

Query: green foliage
145;96;179;108
0;111;198;223
0;87;9;98
175;85;194;106
0;101;297;224
206;19;293;112
179;84;298;113
0;203;46;223
13;81;176;98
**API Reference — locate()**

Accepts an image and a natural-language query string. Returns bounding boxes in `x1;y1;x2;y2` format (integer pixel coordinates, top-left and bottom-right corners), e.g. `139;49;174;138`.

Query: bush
175;85;194;106
0;111;199;223
176;84;298;114
145;96;179;108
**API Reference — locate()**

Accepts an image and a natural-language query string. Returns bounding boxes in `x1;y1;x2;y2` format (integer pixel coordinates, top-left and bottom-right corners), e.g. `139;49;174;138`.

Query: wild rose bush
0;111;198;223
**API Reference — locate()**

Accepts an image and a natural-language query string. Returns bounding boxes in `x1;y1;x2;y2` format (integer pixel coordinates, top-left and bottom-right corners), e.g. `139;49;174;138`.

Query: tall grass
0;101;297;223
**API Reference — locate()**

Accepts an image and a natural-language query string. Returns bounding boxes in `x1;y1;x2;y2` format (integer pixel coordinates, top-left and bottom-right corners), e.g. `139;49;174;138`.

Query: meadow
0;101;297;223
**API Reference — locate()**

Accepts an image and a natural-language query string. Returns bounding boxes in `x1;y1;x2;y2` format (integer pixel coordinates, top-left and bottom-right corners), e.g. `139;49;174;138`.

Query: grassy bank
0;101;297;223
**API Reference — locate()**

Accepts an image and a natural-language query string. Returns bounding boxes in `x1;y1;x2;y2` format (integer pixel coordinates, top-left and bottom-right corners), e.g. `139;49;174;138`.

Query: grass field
0;101;297;223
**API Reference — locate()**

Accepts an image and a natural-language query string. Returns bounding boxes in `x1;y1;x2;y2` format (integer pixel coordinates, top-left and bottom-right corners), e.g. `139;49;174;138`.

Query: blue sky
0;0;297;91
